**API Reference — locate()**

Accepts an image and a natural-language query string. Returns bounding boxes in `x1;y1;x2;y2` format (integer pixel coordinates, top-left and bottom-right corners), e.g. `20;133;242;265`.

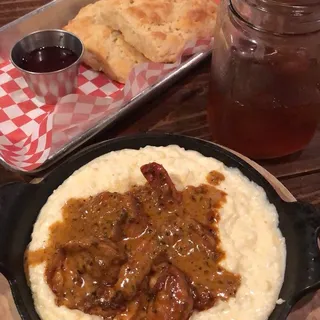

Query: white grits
28;145;286;320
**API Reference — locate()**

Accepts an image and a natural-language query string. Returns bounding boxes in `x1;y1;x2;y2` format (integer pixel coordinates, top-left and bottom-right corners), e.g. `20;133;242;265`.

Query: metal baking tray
0;0;211;174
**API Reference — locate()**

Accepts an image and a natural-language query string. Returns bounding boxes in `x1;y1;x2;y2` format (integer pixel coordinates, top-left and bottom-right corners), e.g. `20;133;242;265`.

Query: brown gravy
27;164;240;320
206;170;225;186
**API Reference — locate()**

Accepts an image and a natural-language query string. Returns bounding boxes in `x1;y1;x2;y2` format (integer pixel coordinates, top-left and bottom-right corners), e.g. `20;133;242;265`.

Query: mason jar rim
230;0;320;35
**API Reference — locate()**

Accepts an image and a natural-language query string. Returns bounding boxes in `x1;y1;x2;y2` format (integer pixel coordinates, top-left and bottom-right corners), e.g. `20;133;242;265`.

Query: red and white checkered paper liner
0;38;212;172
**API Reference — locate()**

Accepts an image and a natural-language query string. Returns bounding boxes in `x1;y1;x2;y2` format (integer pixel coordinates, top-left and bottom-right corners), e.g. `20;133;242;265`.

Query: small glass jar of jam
207;0;320;159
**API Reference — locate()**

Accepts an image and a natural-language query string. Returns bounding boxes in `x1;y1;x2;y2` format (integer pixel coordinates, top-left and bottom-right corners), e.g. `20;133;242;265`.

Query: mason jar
207;0;320;159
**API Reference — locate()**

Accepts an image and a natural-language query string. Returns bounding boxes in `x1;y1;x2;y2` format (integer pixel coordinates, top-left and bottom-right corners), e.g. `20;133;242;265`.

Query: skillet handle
285;201;320;298
0;182;36;279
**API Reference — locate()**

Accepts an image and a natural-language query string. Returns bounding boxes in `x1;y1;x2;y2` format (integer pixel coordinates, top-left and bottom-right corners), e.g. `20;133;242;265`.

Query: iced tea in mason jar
208;0;320;159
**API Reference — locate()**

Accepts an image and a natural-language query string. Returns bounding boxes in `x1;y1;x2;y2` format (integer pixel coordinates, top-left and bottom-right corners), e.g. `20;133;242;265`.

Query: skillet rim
0;132;319;320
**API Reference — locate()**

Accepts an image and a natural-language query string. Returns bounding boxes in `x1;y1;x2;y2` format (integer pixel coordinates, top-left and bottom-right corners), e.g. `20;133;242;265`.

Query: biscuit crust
64;2;149;83
99;0;217;62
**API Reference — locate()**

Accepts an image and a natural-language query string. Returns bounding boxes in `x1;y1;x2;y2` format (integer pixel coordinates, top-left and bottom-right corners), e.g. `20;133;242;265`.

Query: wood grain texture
0;275;20;320
288;293;320;320
0;4;319;320
0;0;51;26
0;59;319;320
281;172;320;206
102;59;320;182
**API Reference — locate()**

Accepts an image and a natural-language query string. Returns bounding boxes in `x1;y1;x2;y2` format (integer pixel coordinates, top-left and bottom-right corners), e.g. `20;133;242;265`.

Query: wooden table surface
0;1;320;320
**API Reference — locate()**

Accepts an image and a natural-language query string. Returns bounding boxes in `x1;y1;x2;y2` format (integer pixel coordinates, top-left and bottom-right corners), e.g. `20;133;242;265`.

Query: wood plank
0;0;50;13
0;5;319;320
0;50;318;181
260;128;320;179
104;60;320;180
288;292;320;320
0;165;27;185
0;275;20;320
0;0;51;27
280;171;320;207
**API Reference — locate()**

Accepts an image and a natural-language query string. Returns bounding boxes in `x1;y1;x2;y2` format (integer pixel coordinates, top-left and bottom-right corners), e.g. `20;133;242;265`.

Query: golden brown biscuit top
127;1;173;25
177;0;217;35
117;0;217;28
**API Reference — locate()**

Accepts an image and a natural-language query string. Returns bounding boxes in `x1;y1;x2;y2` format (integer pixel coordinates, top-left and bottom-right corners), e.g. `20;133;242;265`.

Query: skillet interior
0;133;319;320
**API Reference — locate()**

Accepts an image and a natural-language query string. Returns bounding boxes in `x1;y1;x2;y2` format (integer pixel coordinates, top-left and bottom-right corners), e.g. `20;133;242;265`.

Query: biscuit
64;2;149;83
99;0;217;62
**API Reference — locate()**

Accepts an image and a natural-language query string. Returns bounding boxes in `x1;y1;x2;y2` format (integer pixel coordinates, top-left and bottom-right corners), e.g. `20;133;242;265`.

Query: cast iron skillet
0;133;320;320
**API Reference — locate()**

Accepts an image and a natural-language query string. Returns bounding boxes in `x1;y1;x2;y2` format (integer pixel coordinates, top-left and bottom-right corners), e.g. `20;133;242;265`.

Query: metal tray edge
0;0;212;175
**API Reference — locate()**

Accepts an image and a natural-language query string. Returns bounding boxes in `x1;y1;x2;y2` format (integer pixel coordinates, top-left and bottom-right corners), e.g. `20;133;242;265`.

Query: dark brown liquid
208;47;320;159
19;46;78;73
26;164;240;320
